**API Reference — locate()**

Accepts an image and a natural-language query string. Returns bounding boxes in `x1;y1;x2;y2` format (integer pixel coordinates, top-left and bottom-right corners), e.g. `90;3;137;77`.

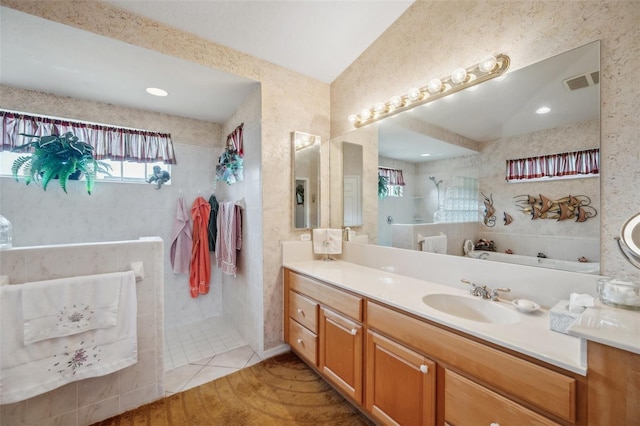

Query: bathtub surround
0;239;164;425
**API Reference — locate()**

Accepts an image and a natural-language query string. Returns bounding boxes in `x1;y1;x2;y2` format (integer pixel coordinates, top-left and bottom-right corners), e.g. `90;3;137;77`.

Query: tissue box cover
549;300;583;334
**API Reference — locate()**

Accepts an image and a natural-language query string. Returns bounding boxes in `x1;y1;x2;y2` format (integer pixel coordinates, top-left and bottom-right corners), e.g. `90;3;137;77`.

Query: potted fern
11;132;111;195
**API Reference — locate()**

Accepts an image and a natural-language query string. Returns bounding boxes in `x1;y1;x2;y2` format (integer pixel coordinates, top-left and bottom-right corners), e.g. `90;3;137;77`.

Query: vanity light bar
348;54;510;128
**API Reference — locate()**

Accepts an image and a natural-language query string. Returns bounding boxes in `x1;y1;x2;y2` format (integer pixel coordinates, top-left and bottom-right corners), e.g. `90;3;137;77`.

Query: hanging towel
0;271;137;404
208;194;219;252
190;196;211;297
216;201;242;276
421;233;447;254
170;197;192;274
21;271;125;345
312;229;343;255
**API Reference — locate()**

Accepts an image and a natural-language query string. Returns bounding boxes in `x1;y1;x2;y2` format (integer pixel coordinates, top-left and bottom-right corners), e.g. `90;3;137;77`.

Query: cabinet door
319;307;363;403
366;331;436;426
444;369;559;426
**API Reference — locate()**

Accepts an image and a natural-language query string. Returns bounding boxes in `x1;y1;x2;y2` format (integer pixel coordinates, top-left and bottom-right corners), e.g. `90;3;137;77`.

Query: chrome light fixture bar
348;54;510;128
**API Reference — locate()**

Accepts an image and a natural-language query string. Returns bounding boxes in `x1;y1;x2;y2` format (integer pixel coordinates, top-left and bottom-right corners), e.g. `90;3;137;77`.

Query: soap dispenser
0;214;12;249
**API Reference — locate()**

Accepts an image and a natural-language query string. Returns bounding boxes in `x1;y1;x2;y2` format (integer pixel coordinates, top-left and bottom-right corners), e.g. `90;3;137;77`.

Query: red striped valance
1;110;177;164
506;148;599;182
378;167;405;186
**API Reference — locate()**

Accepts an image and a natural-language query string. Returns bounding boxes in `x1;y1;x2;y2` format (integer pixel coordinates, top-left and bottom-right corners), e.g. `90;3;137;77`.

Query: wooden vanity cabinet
366;330;436;426
319;307;363;403
284;270;364;403
283;269;587;426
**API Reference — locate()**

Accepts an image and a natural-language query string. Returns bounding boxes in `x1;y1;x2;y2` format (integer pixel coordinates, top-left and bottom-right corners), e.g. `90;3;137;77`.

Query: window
1;109;176;183
378;167;405;198
506;148;599;182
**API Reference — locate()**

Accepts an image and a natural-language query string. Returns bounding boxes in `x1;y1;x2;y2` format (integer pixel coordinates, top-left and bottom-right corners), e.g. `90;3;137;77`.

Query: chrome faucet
461;279;511;301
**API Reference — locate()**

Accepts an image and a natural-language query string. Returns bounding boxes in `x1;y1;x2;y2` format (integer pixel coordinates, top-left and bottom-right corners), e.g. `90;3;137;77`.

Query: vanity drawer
289;319;318;366
288;271;362;321
444;369;559;426
367;302;576;423
289;290;318;333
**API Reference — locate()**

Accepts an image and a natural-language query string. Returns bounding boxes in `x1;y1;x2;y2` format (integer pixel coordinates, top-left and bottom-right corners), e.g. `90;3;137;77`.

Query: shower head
429;176;436;181
429;176;442;187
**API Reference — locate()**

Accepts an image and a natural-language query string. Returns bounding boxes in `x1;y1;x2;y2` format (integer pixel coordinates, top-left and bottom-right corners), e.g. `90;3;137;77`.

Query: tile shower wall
0;141;223;329
0;86;229;329
0;239;164;426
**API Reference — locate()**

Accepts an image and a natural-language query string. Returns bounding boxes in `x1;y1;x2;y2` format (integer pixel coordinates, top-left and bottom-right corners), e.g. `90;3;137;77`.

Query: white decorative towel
421;234;447;254
312;228;343;255
22;271;126;345
0;271;137;404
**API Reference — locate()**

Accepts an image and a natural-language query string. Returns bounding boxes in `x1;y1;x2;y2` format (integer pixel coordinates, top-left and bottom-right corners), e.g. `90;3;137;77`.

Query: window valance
378;166;406;186
506;148;599;182
1;110;177;164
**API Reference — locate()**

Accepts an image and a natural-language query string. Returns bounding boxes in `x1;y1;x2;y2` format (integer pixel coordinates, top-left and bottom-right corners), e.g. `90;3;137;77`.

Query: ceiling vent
564;71;600;91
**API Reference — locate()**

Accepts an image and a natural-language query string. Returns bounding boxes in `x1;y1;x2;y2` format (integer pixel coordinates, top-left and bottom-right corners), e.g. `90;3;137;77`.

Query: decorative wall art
216;123;244;185
514;194;597;222
481;192;496;227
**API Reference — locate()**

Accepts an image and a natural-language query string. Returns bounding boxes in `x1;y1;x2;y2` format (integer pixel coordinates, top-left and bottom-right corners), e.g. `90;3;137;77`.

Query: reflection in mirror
292;131;321;229
331;41;601;274
343;143;363;226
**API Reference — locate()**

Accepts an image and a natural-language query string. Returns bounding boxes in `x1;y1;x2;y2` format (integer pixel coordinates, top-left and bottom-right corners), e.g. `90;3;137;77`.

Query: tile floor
164;316;261;395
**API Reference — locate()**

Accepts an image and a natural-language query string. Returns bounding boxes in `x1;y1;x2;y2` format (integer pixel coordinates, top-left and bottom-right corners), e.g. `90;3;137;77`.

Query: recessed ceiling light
420;153;431;157
536;106;551;114
146;87;168;97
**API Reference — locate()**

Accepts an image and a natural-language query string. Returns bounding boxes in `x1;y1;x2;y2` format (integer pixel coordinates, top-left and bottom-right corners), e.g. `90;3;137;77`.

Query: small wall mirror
616;212;640;269
343;142;363;226
292;131;321;229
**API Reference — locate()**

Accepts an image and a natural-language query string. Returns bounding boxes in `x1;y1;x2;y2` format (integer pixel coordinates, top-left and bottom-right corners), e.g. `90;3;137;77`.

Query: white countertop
568;301;640;355
284;259;587;375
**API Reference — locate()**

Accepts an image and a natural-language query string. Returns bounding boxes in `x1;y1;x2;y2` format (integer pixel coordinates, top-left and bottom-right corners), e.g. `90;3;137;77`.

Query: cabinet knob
349;328;357;336
419;364;429;374
297;308;304;315
297;338;303;345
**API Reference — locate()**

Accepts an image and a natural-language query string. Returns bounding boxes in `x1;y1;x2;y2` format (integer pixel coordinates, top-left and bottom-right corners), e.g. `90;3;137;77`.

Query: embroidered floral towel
0;271;137;404
21;271;128;344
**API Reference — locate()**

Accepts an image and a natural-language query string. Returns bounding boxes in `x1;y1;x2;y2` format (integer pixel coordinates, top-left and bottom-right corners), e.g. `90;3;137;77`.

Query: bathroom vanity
283;258;640;425
283;263;588;425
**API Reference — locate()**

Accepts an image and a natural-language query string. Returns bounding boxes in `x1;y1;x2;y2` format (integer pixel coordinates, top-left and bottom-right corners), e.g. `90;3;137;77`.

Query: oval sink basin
422;293;520;324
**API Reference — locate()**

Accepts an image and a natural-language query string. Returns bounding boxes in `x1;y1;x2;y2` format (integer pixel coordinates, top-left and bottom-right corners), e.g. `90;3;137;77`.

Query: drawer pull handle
419;364;429;374
297;308;304;315
297;338;303;345
349;328;357;336
490;423;500;426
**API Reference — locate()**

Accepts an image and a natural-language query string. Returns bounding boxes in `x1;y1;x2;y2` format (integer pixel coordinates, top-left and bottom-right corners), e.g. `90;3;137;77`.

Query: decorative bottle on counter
0;214;12;249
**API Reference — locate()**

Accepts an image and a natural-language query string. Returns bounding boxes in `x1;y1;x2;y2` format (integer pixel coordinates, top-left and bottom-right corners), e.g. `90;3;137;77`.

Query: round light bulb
427;79;442;94
479;55;498;73
348;114;358;124
390;96;403;108
408;87;421;101
374;102;387;114
360;109;371;120
451;67;468;84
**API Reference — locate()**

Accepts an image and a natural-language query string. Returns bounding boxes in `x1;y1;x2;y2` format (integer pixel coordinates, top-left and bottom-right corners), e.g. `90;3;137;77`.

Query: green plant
378;173;389;199
11;132;111;194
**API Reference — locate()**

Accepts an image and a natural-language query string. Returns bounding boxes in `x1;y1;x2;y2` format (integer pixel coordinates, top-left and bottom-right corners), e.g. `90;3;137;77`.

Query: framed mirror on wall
292;131;321;229
329;41;601;273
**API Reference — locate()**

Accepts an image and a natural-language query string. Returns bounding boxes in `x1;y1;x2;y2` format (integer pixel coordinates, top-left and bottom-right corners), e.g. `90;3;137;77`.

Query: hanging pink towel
170;197;192;274
216;201;242;276
190;196;211;297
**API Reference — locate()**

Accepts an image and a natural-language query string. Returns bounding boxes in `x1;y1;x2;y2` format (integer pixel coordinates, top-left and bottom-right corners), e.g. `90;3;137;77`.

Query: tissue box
549;300;583;334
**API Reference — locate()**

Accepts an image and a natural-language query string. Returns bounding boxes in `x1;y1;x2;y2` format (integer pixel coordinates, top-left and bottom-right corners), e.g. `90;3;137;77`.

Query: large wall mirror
292;131;321;229
330;41;601;273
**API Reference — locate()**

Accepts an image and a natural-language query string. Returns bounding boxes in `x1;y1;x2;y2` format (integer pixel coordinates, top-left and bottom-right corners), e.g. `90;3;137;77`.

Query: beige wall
331;0;640;278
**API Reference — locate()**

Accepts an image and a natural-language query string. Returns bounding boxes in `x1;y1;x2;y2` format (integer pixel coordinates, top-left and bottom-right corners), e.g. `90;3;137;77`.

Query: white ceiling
103;0;415;84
